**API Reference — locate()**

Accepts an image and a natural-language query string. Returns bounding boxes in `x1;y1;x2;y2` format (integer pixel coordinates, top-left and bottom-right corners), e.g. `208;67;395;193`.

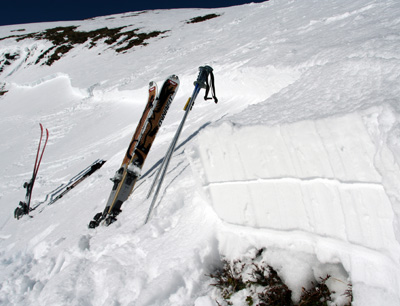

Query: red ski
15;123;49;219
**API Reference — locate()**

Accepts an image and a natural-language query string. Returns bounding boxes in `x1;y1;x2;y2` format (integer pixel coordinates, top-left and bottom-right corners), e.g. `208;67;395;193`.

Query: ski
15;123;49;219
47;159;106;206
89;75;179;228
28;159;107;213
145;66;217;223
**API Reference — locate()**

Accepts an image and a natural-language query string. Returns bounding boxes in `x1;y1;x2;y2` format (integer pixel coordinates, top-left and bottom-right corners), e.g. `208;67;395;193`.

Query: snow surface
1;0;400;305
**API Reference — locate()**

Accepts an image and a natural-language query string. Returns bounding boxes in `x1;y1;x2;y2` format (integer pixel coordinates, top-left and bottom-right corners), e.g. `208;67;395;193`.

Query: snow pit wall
190;111;398;247
188;106;400;303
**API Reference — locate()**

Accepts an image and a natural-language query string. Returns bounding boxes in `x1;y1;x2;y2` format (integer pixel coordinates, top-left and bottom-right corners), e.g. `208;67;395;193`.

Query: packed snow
0;0;400;305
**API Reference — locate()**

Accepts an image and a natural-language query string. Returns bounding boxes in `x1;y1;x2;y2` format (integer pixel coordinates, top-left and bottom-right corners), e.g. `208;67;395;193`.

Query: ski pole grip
194;66;213;89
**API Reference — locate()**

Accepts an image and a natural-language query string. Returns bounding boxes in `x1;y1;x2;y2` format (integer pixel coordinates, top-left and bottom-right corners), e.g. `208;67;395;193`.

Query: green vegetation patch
208;249;353;306
187;13;221;24
0;25;168;66
0;52;20;73
0;83;8;96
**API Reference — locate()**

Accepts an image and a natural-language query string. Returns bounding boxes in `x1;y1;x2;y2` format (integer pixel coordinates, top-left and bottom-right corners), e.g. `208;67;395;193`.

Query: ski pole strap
204;70;218;103
194;66;218;104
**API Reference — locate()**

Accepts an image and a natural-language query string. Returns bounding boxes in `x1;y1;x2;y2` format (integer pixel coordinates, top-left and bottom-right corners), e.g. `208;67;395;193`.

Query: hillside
1;0;400;305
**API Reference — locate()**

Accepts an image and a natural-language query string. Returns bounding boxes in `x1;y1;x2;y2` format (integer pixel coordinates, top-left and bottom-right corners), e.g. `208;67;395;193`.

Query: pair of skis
89;75;180;228
145;66;217;223
89;66;217;228
14;123;49;219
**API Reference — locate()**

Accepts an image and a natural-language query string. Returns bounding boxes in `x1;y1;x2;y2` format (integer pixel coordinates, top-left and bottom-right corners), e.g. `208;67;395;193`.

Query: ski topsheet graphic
14;123;49;219
89;75;179;228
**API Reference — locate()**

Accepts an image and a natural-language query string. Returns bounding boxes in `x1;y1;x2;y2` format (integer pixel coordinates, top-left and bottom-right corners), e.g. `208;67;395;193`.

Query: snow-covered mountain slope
1;0;400;305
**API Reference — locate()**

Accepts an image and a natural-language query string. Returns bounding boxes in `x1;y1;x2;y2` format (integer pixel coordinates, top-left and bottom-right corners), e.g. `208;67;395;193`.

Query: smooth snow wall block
188;110;399;252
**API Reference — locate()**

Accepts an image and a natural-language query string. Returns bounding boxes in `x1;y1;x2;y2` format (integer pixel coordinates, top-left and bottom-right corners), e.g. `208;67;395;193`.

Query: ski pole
146;66;214;199
145;93;199;200
145;66;215;223
146;137;175;199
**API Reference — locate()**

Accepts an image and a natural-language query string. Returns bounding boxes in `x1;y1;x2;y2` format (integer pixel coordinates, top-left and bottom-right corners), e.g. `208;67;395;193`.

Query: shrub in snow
208;259;247;301
0;82;7;96
186;14;221;24
298;275;332;306
208;249;352;306
0;25;167;66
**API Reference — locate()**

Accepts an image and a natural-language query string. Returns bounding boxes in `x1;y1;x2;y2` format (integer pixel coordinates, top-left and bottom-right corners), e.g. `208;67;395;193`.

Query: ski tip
168;75;179;87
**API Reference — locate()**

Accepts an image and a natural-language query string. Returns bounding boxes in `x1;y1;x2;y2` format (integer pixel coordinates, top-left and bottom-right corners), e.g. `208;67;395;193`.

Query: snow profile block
189;110;399;251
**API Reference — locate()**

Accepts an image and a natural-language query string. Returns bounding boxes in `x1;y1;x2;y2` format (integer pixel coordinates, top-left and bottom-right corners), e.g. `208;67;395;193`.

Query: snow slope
1;0;400;305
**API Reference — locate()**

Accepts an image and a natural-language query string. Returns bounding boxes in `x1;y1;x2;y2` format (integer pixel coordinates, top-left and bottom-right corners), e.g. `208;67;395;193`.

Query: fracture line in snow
204;176;383;189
